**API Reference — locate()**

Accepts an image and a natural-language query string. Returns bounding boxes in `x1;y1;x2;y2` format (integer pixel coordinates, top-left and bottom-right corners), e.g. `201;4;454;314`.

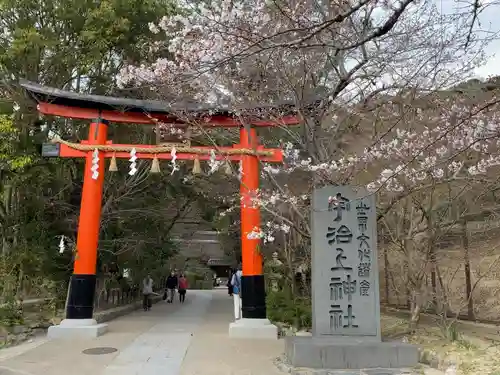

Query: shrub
0;299;24;327
266;289;311;330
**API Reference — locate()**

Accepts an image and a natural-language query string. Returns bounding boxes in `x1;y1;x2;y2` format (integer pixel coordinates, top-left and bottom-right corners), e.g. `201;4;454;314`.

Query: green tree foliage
0;116;32;171
0;0;197;326
0;0;175;91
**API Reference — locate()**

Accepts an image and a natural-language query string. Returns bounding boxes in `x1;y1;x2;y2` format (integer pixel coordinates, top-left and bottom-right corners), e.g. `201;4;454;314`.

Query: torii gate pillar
229;127;278;339
47;119;109;339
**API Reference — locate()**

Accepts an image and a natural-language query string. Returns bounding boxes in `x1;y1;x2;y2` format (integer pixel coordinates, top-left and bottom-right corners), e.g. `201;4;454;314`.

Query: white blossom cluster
246;222;291;244
216;96;500;243
118;0;274;98
208;150;223;175
263;98;500;194
217;189;308;243
116;0;493;246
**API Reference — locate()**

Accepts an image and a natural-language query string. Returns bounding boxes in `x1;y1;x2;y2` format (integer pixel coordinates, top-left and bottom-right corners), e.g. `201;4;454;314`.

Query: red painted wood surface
240;127;263;276
74;121;107;275
38;102;301;127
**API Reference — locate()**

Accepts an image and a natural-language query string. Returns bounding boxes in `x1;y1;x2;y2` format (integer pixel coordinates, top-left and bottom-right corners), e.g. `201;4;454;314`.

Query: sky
472;4;500;78
437;0;500;78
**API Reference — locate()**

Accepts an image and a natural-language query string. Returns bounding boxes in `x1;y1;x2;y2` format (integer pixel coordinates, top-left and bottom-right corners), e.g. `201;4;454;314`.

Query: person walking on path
166;270;178;303
231;264;243;320
227;269;234;297
142;274;154;311
178;273;188;303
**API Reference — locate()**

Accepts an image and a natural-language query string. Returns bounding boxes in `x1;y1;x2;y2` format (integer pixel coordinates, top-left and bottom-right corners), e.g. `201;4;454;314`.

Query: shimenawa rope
51;137;273;157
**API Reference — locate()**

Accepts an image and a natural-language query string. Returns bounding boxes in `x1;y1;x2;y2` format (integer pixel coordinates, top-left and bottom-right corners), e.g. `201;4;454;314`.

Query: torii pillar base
229;318;278;340
47;319;108;340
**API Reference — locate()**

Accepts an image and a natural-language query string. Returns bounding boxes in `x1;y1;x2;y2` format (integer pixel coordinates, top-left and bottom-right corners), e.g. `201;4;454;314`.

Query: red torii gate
21;80;301;339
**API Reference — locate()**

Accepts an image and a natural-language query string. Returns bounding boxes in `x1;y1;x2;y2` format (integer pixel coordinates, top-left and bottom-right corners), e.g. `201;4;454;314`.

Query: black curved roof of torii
20;79;316;117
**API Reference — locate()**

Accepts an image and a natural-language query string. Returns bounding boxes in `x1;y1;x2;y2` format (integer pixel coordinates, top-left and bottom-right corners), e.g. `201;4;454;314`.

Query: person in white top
142;274;153;311
231;264;243;320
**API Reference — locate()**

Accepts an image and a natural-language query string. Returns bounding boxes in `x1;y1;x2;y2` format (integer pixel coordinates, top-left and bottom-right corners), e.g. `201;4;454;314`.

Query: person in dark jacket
227;269;234;296
165;271;178;303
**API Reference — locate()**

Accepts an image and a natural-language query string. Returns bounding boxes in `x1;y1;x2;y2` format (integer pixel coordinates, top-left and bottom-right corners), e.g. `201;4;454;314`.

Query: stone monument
285;186;418;370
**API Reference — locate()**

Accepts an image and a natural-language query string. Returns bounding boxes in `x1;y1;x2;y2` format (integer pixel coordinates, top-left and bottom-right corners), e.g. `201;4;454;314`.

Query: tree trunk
16;267;24;301
2;184;12;256
409;289;421;333
430;245;438;310
436;266;449;316
64;277;72;314
405;258;411;309
461;220;475;320
383;246;390;304
284;235;294;295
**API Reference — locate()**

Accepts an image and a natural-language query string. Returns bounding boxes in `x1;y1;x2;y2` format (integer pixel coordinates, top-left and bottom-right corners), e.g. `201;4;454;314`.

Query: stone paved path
180;291;284;375
102;291;212;375
0;290;441;375
0;290;284;375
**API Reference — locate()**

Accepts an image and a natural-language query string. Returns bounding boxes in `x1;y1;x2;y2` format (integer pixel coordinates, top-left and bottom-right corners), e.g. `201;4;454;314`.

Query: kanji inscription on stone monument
311;186;380;337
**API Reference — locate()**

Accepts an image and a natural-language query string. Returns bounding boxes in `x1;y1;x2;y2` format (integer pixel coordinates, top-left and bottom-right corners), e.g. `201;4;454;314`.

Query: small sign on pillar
41;143;61;157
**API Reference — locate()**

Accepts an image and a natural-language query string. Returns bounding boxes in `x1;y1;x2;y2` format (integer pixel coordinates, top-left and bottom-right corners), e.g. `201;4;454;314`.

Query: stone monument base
229;318;278;340
275;356;417;375
285;336;418;369
47;319;108;339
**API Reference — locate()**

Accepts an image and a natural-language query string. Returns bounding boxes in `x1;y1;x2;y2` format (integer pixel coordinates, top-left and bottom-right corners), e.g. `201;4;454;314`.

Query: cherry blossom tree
117;0;492;197
118;0;486;106
117;0;500;326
